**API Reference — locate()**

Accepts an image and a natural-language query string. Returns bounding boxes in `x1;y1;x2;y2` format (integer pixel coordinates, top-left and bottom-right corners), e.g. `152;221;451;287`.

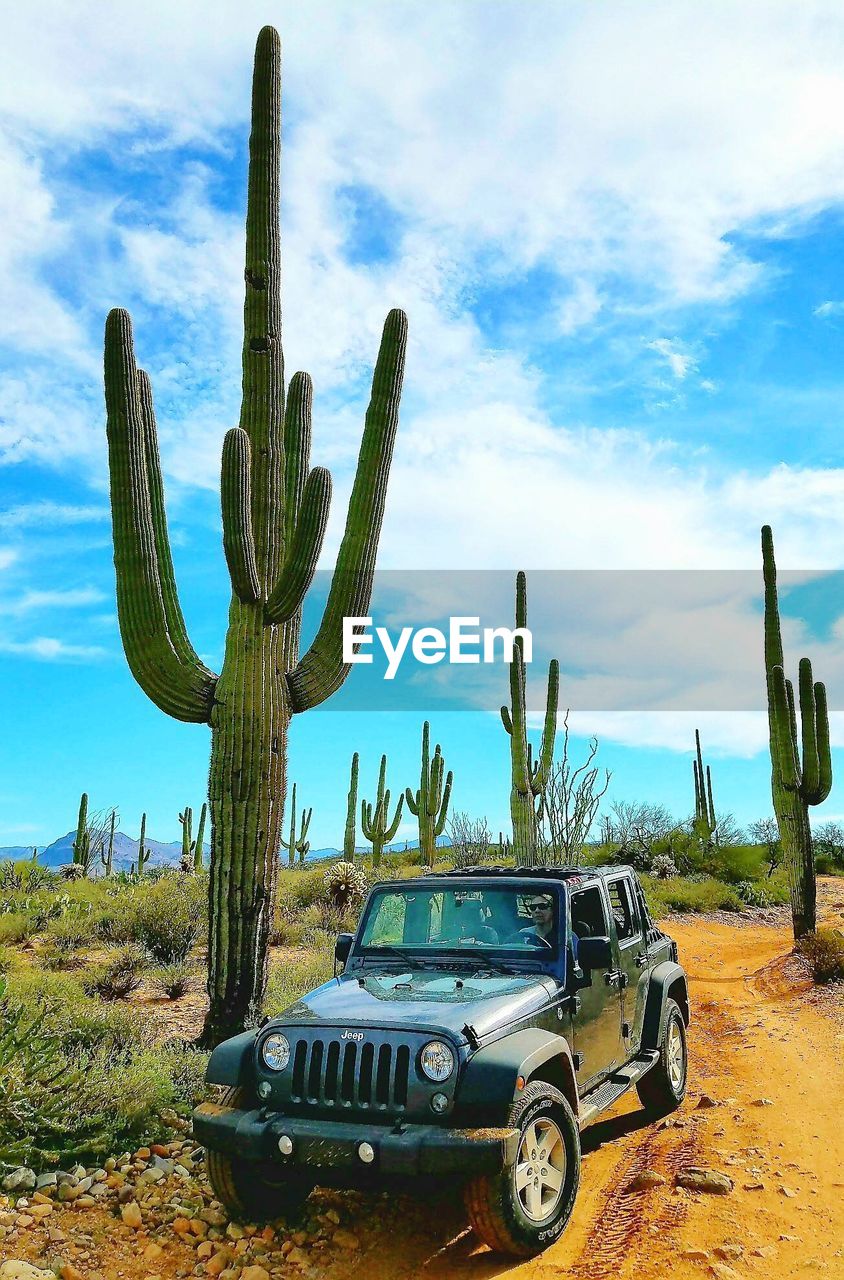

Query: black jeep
194;865;689;1256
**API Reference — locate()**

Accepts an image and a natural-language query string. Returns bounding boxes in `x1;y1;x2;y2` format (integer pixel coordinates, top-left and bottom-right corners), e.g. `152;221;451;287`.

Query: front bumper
193;1101;518;1178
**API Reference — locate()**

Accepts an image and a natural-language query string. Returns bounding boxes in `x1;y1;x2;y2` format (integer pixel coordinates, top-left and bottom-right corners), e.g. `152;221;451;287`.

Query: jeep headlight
261;1032;290;1072
420;1040;454;1082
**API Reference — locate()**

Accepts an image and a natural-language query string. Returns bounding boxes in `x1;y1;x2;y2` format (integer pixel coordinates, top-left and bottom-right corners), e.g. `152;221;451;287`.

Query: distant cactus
137;812;150;876
692;729;717;847
501;572;559;866
100;810;117;877
72;793;91;874
179;803;208;872
194;802;207;872
31;847;37;862
280;784;312;865
763;526;831;938
102;27;407;1044
361;754;404;868
344;753;359;863
405;723;452;867
498;831;513;862
323;860;367;912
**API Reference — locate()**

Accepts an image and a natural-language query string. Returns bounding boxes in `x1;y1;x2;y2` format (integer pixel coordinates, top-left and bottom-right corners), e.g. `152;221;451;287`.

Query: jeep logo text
340;1030;365;1041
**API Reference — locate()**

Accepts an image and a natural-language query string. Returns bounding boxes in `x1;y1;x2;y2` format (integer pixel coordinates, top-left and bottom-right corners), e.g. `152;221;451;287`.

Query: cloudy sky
2;0;844;849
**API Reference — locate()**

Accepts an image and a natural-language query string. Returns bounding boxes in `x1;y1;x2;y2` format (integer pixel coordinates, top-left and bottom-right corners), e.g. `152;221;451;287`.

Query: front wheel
204;1087;314;1223
636;998;688;1116
464;1081;581;1256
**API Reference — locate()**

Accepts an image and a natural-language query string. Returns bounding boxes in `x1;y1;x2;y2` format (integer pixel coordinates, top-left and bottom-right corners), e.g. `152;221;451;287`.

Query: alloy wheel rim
667;1020;684;1090
514;1117;566;1222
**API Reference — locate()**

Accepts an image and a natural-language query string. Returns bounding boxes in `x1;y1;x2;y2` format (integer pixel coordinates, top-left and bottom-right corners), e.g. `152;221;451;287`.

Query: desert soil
3;880;843;1280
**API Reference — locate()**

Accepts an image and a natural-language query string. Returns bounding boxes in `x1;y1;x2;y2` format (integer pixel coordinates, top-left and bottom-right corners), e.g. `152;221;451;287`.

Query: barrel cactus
763;525;831;938
103;27;407;1043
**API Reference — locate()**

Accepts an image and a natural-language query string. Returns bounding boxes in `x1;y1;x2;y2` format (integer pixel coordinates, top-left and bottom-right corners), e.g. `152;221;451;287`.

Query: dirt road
4;882;843;1280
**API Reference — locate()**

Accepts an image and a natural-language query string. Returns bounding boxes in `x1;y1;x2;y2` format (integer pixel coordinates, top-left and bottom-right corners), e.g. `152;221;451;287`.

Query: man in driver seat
512;893;558;949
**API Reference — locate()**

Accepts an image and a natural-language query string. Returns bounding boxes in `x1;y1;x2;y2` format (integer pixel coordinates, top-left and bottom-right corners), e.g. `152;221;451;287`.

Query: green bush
126;875;207;962
44;913;93;952
642;874;744;916
799;929;844;983
263;946;334;1018
4;969;145;1057
0;912;32;945
152;963;191;1000
83;944;148;1000
0;944;21;974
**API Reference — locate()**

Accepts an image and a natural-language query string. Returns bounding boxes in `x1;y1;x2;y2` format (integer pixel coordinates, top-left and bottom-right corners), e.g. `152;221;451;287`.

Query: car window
358;886;560;953
607;878;640;942
569;885;609;943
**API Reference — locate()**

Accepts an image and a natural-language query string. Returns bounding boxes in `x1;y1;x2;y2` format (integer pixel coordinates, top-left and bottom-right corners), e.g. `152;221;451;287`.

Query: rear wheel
464;1081;580;1256
204;1087;314;1223
636;998;687;1116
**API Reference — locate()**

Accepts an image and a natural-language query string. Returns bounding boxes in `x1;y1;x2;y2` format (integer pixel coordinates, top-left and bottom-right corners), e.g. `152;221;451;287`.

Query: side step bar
577;1050;660;1128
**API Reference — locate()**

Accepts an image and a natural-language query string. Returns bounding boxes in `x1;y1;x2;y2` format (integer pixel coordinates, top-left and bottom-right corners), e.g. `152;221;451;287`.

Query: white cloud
647;337;697;380
813;300;844;317
0;587;106;616
0;635;106;661
0;502;108;529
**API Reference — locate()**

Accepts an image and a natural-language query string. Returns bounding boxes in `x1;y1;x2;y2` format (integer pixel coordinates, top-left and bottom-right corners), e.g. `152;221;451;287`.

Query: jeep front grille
290;1036;410;1111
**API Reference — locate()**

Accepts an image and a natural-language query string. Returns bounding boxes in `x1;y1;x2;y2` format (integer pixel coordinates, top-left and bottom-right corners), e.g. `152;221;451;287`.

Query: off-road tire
464;1081;580;1257
204;1087;314;1223
636;998;687;1116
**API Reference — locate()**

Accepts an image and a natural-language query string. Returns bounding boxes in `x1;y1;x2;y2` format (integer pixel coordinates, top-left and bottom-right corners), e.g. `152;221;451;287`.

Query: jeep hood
272;969;556;1041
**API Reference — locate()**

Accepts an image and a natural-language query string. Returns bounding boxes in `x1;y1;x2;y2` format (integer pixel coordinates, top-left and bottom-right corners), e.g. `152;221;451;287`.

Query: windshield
358;884;560;958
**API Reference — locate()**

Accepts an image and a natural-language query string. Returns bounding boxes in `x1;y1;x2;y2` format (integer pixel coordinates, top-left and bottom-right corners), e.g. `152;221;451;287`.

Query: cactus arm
105;312;217;723
434;770;453;837
264;467;332;623
194;802;207;870
301;807;313;842
221;428;260;603
287;308;408;713
509;645;531;795
812;681;832;804
798;658;820;801
283;372;312;542
772;666;800;790
693;759;702;819
785;677;799;762
430;746;444;815
361;800;375;841
533;659;559;792
500;705;513;734
706;765;716;830
405;787;420;816
384;793;404;842
515;570;527;631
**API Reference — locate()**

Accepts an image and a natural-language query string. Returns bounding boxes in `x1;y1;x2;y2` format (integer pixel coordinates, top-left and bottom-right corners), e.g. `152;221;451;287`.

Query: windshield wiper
458;953;518;976
363;945;420;967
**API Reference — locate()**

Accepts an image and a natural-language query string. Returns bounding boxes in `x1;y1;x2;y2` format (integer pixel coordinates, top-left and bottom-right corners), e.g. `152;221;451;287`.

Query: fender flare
456;1026;577;1122
641;962;689;1049
205;1029;258;1087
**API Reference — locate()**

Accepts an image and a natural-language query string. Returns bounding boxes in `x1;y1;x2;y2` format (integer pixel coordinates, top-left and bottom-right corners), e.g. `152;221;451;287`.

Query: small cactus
406;723;452;867
280;784;312;865
323;860;367;912
361;754;404;867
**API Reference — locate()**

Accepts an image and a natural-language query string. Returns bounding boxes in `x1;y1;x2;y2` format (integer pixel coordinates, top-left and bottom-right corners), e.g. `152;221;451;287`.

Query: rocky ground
1;880;842;1280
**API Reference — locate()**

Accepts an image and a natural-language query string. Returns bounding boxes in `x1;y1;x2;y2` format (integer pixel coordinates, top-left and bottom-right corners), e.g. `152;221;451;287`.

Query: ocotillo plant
103;28;406;1043
762;526;831;939
72;793;91;874
501;572;559;866
280;784;312;866
100;810;116;877
361;754;404;867
344;753;359;862
194;802;207;872
692;729;717;847
406;723;452;867
137;813;150;876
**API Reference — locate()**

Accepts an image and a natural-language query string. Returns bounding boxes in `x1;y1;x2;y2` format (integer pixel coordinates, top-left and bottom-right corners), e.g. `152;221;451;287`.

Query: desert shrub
275;865;328;913
44;913;94;953
4;969;145;1057
735;879;774;908
0;912;32;945
83;943;148;1000
152;963;191;1000
799;929;844;984
0;860;57;894
642;874;744;916
0;944;21;974
263;946;334;1018
126;876;206;962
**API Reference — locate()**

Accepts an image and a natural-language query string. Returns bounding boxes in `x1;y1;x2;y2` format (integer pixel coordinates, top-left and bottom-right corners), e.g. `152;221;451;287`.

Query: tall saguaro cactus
406;723;452;867
103;28;407;1044
194;803;207;872
100;810;116;877
72;793;91;873
362;754;404;867
692;729;717;847
762;526;831;939
280;783;312;866
344;753;359;862
179;807;194;872
501;572;559;865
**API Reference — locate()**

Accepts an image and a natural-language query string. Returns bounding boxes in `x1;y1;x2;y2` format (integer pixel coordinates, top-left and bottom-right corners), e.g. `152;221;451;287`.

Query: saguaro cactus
406;723;452;867
763;526;831;939
72;793;91;873
194;802;207;872
501;572;559;866
344;753;359;862
692;729;717;846
280;784;312;866
137;812;150;876
103;28;406;1043
361;754;404;867
100;810;116;877
180;807;194;872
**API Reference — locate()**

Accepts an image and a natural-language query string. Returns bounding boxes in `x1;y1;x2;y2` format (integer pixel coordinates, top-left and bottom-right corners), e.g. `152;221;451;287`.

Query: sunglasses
527;902;551;911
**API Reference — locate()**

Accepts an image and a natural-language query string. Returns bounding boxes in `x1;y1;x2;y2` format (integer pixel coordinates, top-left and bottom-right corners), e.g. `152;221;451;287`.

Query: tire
464;1081;581;1257
636;998;688;1116
204;1087;314;1223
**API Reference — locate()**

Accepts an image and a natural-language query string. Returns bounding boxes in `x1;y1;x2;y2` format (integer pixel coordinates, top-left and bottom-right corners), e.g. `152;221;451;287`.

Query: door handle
634;953;649;968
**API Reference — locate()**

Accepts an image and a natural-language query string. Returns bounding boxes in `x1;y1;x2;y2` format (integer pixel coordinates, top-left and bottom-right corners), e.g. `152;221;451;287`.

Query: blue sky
3;1;844;850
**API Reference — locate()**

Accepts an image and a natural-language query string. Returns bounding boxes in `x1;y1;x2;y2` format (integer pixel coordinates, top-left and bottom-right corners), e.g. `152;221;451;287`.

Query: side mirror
335;933;354;966
576;935;612;971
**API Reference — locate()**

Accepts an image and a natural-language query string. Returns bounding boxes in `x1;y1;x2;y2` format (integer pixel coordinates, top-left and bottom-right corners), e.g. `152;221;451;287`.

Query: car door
569;882;624;1090
606;874;651;1057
